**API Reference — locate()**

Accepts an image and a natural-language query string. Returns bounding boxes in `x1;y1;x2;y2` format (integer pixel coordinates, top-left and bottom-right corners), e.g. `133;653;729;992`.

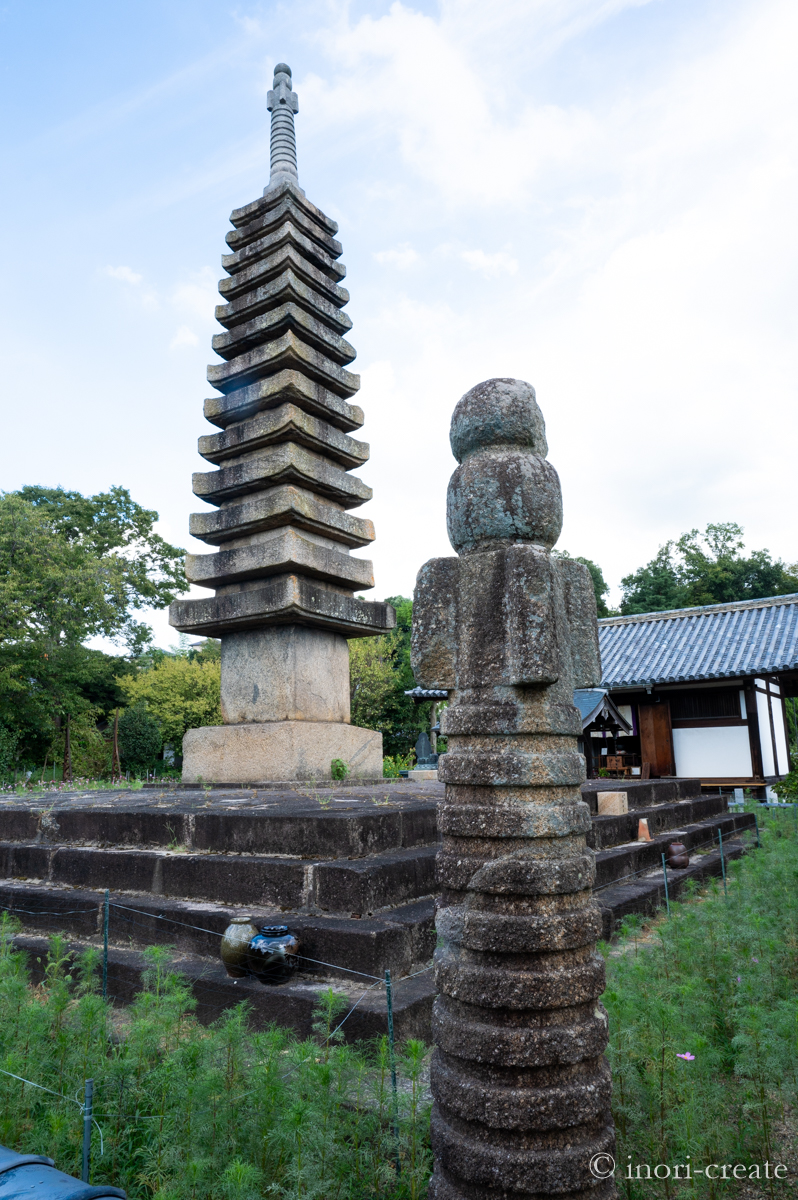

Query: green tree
620;522;798;615
349;637;395;731
117;647;221;750
118;703;163;774
348;597;435;757
0;486;185;763
7;485;185;649
553;551;612;617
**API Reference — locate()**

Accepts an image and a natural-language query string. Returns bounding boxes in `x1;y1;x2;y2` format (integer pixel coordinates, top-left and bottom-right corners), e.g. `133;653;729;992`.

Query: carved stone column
412;378;615;1200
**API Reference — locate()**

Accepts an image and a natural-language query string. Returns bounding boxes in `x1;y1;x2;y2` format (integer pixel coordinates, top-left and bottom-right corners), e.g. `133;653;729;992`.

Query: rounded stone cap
450;378;548;463
447;451;563;551
274;63;292;77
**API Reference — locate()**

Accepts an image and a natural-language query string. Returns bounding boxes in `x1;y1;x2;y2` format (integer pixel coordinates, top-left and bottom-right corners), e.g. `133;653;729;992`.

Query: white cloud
374;244;419;269
104;264;142;284
169;325;200;350
460;249;518;277
171;266;218;323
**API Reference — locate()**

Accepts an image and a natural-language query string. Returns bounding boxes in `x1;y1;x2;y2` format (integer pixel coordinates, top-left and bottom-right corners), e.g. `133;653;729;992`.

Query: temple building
598;593;798;789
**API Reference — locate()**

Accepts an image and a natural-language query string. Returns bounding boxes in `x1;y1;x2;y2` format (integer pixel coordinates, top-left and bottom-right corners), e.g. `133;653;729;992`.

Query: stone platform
0;776;756;1037
0;780;440;1040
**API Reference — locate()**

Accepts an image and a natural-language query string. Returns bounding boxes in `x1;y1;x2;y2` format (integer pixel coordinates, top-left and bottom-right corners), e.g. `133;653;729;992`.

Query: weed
604;807;798;1196
0;933;431;1198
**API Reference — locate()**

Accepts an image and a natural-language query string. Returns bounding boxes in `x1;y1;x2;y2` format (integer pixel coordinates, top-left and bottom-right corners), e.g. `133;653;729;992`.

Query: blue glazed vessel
247;924;300;985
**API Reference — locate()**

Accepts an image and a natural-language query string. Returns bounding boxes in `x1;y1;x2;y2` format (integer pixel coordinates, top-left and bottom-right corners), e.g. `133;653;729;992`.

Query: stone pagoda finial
412;378;615;1200
169;66;394;784
267;62;299;189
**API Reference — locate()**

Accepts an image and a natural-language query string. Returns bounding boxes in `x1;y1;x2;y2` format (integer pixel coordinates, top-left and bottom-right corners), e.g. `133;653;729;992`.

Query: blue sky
1;0;796;646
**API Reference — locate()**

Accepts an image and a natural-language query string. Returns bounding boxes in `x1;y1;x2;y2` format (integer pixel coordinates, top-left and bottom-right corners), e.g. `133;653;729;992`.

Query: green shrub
383;753;414;777
118;702;162;774
330;757;350;780
772;769;798;799
0;723;19;776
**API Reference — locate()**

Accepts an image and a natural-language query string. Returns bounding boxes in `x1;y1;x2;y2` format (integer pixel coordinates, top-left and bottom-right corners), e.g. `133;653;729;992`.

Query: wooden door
638;702;675;776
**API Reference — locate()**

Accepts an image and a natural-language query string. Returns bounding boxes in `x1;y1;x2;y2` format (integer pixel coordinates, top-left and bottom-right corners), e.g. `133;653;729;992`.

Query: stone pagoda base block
221;625;350;724
182;721;383;784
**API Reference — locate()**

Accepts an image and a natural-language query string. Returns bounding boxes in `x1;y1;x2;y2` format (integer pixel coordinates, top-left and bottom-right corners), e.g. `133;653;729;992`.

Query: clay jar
221;915;259;978
666;842;690;869
246;925;300;985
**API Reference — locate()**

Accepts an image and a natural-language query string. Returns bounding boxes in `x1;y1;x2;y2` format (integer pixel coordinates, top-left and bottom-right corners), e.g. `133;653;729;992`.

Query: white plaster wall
672;726;753;778
756;690;775;776
771;698;790;775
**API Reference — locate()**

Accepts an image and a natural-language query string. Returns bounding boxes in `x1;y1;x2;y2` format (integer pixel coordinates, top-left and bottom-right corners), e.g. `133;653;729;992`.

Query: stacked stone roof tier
171;176;391;640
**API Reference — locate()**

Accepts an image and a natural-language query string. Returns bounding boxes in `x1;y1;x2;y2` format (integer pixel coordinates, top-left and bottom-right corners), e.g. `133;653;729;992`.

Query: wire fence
0;894;435;1183
591;820;759;895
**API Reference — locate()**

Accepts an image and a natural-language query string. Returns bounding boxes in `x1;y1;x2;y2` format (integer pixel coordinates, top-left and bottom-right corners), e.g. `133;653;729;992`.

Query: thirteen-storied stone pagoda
170;63;394;783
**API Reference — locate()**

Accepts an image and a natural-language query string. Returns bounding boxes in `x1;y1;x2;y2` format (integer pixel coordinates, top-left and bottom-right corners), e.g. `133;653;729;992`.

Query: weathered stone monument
412;378;615;1199
170;63;394;783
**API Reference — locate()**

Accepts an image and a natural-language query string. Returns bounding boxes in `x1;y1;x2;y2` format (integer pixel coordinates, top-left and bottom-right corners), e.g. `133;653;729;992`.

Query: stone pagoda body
170;64;394;783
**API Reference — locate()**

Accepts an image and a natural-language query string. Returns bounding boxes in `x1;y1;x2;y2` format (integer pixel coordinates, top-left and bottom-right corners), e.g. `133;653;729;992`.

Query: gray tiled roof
573;688;633;731
599;593;798;688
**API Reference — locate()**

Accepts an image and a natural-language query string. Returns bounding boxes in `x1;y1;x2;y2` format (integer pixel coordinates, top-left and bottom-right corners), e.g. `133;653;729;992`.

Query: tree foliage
0;485;185;765
620;523;798;615
117;703;163;773
117;642;221;750
0;486;185;649
349;637;395;731
348;597;435;757
553;551;611;617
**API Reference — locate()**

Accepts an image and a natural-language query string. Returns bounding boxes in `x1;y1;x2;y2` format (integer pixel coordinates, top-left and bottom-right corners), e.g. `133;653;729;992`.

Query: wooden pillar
743;679;764;780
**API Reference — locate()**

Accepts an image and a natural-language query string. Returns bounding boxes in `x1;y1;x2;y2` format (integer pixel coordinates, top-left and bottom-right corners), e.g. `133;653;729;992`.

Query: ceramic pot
666;842;690;870
221;915;259;977
246;924;300;985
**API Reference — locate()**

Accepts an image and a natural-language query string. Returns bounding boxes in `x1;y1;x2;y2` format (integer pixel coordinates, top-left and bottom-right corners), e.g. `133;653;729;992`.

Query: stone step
582;777;702;812
11;933;434;1044
0;797;438;856
218;244;350;312
212;302;356;366
0;883;435;981
230;182;339;240
587;792;729;850
596;837;750;939
221;220;346;283
207;329;360;401
594;810;755;889
192;442;372;507
0;841;438;913
169;573;394;639
185;530;375;592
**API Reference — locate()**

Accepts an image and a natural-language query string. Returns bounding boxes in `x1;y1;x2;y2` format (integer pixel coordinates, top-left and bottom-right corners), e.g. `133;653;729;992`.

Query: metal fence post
102;890;109;1001
384;969;401;1174
81;1078;93;1182
660;853;670;917
718;828;727;896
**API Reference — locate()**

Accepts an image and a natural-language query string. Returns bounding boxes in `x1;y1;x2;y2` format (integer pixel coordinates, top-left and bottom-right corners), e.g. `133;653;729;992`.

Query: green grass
603;808;798;1196
0;938;431;1199
1;808;796;1198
